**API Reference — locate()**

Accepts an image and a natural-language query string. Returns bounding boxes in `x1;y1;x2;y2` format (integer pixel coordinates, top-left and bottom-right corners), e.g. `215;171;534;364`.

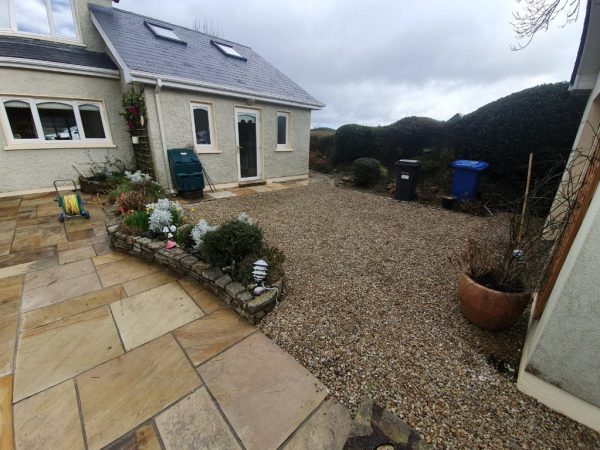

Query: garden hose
63;194;81;215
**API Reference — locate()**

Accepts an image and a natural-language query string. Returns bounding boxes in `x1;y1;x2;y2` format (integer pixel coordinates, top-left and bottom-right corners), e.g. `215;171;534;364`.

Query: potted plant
78;154;128;194
457;238;531;331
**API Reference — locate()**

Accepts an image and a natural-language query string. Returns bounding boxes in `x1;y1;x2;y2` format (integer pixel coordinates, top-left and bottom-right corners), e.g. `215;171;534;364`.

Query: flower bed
105;171;284;324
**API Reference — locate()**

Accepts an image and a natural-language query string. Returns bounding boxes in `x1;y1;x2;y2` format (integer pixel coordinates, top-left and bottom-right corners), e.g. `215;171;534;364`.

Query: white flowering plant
146;198;185;234
237;212;252;224
124;170;152;184
191;219;217;250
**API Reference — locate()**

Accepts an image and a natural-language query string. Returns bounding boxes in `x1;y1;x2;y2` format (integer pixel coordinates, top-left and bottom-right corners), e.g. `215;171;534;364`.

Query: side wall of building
144;86;311;189
518;69;600;431
0;67;132;192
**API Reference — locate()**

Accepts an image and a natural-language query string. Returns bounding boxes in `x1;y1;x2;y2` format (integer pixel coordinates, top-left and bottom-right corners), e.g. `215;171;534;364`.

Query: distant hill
310;127;336;138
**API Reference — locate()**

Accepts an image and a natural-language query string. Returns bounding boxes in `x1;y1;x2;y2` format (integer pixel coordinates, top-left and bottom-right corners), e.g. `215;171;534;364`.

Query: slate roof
90;5;323;108
0;35;117;71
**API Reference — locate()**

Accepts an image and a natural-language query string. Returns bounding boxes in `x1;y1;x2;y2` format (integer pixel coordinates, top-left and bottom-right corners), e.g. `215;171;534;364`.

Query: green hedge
352;158;381;186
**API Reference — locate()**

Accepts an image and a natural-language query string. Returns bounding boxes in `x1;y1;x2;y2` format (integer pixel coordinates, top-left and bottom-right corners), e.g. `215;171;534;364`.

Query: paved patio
0;191;350;450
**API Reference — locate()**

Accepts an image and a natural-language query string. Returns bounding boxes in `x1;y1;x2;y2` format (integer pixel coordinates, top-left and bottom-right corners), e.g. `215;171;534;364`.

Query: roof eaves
570;0;592;89
130;69;325;109
90;8;132;83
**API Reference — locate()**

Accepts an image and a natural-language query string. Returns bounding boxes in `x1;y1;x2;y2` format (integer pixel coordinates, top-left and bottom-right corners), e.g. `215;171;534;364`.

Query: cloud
117;0;584;127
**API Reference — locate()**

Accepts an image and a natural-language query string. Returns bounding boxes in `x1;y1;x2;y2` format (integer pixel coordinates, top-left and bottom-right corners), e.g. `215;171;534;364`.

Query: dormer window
211;40;246;60
144;22;185;44
1;0;78;39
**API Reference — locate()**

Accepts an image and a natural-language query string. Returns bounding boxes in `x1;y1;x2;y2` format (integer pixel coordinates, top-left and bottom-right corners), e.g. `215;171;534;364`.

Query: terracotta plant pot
458;273;531;331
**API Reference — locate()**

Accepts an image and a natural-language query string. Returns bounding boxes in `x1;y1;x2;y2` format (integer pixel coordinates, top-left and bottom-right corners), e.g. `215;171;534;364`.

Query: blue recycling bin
450;160;489;201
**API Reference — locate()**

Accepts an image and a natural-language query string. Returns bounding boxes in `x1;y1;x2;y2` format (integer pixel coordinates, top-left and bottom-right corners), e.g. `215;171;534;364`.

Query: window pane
0;0;10;29
37;102;80;141
193;107;211;145
4;101;38;139
147;23;182;41
51;0;76;38
277;115;287;145
79;104;105;139
16;0;50;35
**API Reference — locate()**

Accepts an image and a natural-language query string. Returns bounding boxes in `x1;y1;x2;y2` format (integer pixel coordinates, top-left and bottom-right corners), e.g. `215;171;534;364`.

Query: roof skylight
145;22;185;43
212;41;246;60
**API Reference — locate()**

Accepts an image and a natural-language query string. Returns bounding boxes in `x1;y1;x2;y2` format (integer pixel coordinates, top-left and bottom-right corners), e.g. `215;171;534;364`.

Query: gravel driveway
187;174;599;449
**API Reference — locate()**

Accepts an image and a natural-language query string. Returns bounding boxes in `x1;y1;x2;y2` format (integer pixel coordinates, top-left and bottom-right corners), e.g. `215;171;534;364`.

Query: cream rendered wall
74;0;113;51
144;86;310;188
0;67;132;192
518;70;600;425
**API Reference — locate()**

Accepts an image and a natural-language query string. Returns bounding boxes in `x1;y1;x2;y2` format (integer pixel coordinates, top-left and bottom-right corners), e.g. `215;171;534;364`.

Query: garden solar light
252;259;268;283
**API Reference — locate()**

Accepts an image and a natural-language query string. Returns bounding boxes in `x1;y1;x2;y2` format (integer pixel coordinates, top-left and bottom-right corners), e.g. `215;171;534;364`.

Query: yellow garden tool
53;179;90;222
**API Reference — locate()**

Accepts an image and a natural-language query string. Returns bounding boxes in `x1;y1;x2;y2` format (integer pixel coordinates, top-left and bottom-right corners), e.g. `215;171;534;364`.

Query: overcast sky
118;0;584;128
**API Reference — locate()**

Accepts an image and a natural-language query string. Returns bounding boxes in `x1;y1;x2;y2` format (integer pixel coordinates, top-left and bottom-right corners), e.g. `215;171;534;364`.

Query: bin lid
395;159;421;167
450;160;489;171
167;149;200;164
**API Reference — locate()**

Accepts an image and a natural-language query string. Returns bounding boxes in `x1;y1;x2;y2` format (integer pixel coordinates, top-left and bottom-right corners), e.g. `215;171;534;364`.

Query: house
0;0;323;194
517;0;600;432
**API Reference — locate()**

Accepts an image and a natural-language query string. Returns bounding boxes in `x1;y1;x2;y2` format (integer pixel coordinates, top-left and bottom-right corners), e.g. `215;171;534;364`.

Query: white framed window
276;111;291;151
0;96;112;149
0;0;79;41
144;21;185;44
190;102;217;153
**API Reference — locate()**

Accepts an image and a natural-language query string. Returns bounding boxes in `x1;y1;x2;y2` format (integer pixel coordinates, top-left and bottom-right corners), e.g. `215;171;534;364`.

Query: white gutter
154;78;175;193
0;57;120;79
130;70;325;110
90;12;132;84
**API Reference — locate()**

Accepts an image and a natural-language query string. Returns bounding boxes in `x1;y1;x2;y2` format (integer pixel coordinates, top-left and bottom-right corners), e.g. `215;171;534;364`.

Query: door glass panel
193;107;211;145
16;0;50;35
79;104;105;138
37;102;79;140
4;101;38;139
51;0;76;38
238;112;257;179
0;0;10;29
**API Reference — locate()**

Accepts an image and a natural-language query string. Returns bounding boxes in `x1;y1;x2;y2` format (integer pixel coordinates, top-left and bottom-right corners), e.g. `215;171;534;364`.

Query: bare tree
512;0;581;50
187;18;221;38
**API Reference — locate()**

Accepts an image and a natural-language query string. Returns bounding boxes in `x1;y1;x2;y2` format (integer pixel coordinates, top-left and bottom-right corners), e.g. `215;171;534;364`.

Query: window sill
275;147;293;152
0;30;84;47
4;142;116;151
195;148;222;154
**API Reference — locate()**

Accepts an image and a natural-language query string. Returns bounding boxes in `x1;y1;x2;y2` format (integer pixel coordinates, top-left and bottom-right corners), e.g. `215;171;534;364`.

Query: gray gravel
187;174;600;449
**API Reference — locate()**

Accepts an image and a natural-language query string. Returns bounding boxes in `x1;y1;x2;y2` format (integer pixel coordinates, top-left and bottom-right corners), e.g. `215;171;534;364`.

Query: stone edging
107;225;281;324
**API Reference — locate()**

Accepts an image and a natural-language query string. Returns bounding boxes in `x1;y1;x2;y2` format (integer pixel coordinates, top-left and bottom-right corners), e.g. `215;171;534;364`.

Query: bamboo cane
517;152;534;247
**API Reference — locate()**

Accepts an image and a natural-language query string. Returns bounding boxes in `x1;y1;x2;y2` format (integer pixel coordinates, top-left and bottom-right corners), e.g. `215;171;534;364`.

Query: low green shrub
202;220;263;268
234;244;286;285
122;210;149;235
352;158;381;187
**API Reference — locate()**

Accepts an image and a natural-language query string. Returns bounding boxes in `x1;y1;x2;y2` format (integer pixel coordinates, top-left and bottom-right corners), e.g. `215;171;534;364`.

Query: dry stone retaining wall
107;225;281;324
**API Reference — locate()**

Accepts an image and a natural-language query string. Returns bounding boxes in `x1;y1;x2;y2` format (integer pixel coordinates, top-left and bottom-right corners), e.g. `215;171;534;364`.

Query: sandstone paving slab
21;285;126;331
12;223;67;251
22;272;101;312
0;375;13;450
0;246;56;269
77;334;201;450
23;259;96;291
0;298;20;377
0;253;57;280
123;269;180;297
103;423;162;450
92;250;128;266
206;190;236;199
67;228;97;242
156;386;241;450
13;379;84;450
96;257;163;287
58;245;96;265
175;309;255;366
93;239;111;255
110;281;203;350
282;398;351;450
199;332;328;450
0;275;23;376
178;278;226;314
56;235;106;252
13;306;123;401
